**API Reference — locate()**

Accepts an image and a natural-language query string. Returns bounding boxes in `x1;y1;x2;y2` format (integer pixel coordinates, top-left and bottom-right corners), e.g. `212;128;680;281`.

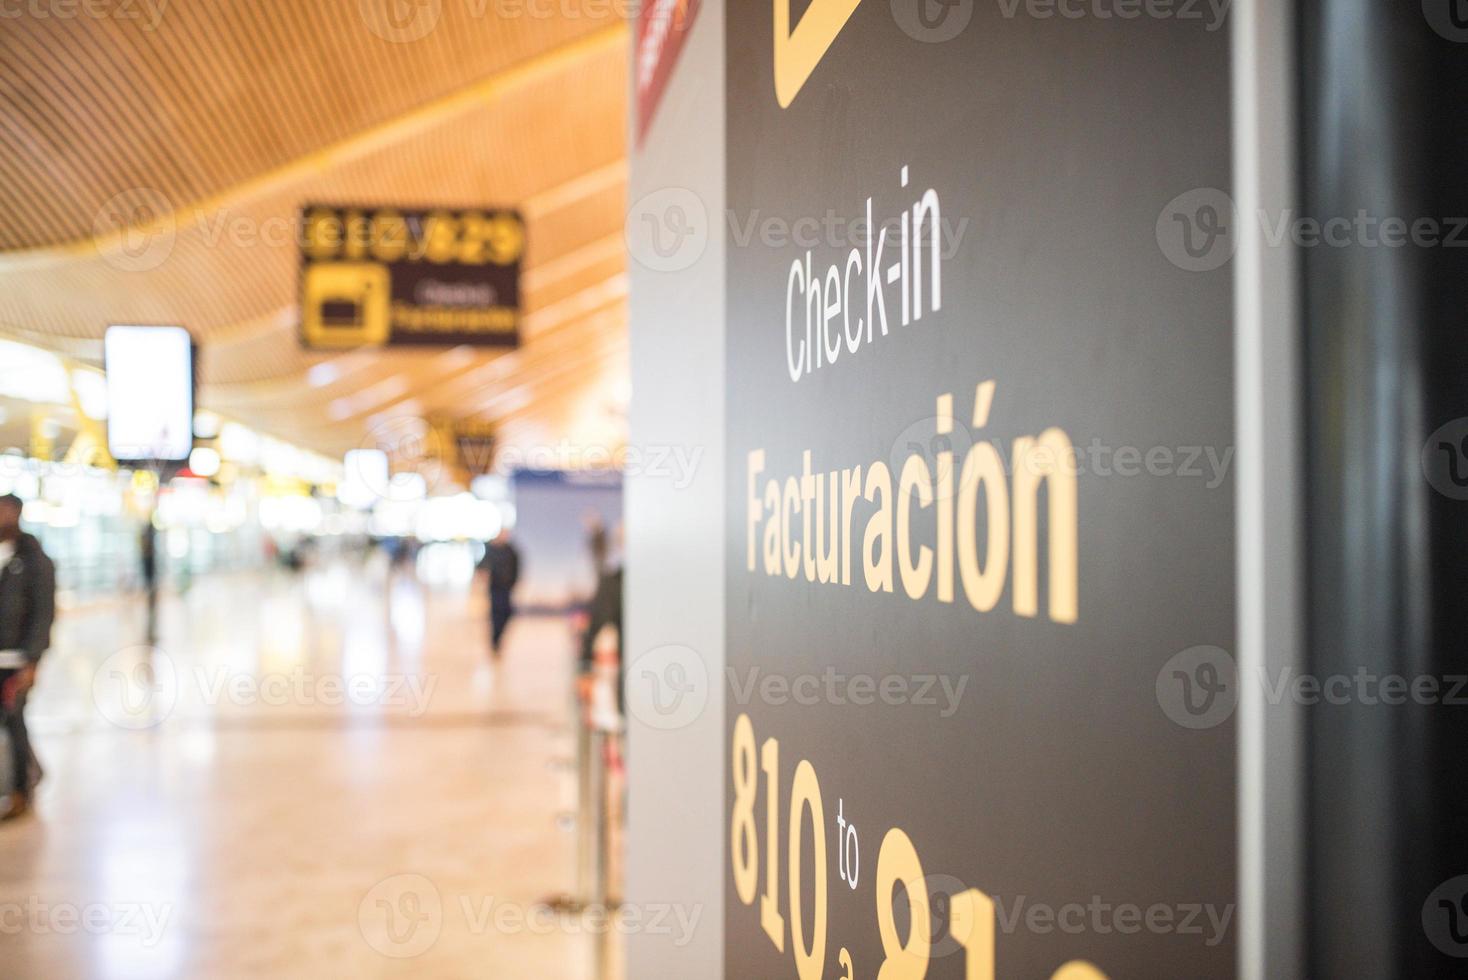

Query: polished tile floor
0;558;609;979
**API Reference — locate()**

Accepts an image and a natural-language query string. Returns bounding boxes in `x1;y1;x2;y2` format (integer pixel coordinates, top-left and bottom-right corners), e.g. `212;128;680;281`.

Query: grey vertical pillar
1299;0;1468;975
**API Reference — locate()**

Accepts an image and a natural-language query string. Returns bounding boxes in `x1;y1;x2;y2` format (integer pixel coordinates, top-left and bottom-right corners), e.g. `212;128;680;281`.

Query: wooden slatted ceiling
0;0;616;249
0;3;632;462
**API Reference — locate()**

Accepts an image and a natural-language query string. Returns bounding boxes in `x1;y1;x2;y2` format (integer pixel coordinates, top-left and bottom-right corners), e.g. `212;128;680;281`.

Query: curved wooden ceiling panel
0;0;621;249
0;7;631;459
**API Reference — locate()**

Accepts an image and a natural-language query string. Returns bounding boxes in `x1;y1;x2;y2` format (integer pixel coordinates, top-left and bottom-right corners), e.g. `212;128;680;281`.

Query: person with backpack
0;494;56;821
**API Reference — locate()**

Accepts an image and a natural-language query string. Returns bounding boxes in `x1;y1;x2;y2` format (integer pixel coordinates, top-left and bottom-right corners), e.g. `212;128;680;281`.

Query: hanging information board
299;205;523;349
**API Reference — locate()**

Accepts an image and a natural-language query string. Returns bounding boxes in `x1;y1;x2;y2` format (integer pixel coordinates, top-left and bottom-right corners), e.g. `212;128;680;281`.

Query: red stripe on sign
635;0;702;145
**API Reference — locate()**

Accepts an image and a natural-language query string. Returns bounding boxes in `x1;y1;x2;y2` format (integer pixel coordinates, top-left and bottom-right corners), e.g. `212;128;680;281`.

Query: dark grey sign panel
726;3;1236;978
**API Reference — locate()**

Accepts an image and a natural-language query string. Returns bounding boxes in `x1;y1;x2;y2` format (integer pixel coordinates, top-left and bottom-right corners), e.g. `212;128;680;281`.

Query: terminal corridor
0;565;604;978
3;0;1466;976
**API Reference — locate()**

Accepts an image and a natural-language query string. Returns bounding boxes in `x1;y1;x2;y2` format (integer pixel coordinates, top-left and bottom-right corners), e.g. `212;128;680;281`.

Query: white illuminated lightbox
105;325;195;463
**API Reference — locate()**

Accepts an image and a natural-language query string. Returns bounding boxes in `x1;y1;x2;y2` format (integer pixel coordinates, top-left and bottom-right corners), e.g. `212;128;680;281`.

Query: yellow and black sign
773;0;862;107
728;2;1236;977
453;418;497;476
299;205;524;349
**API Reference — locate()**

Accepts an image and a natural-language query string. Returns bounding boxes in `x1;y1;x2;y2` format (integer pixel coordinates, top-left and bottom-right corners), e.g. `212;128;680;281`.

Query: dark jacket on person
579;566;623;674
0;533;56;664
483;541;521;593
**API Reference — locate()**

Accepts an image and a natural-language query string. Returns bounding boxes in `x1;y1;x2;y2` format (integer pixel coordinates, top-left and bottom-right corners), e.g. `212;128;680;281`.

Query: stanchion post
589;728;608;907
576;689;595;904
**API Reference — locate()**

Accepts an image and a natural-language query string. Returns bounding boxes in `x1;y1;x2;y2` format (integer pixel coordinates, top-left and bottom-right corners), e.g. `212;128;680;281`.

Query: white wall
624;3;725;977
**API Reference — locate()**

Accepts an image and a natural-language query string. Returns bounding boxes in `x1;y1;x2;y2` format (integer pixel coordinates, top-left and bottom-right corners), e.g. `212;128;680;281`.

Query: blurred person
584;510;608;576
139;519;158;644
0;494;55;822
385;535;419;574
281;535;316;574
479;528;520;658
578;524;623;712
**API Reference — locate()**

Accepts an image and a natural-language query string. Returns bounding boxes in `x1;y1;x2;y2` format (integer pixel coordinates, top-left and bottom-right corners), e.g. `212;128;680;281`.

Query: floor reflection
0;562;594;979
